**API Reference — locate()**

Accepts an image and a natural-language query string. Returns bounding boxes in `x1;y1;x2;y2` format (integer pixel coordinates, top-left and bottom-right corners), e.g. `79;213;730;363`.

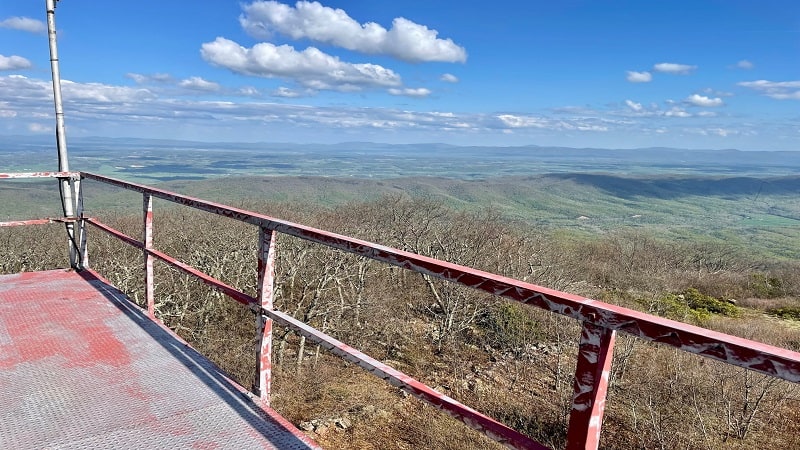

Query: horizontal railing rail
79;172;800;383
3;170;800;450
0;217;77;227
0;171;78;179
0;172;86;269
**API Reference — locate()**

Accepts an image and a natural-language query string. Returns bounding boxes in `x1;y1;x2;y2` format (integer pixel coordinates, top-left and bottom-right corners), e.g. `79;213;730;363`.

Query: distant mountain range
3;135;799;179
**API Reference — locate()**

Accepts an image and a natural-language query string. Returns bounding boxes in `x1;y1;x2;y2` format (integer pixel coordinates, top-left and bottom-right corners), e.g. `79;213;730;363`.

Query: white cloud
61;79;156;103
201;37;402;91
664;107;691;118
0;55;32;71
685;94;724;107
179;76;221;92
28;123;50;133
238;86;262;97
440;73;459;83
388;87;432;98
1;73;788;147
0;17;46;34
653;63;696;75
239;1;467;63
626;71;652;83
625;100;643;112
739;80;800;100
735;60;754;70
272;86;302;97
496;114;609;131
127;73;173;84
702;87;732;97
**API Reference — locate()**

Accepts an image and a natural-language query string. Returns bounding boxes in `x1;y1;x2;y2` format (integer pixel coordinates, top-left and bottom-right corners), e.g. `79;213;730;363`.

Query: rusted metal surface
255;227;278;405
0;217;76;227
0;171;77;179
566;323;617;450
0;269;320;450
80;172;800;384
143;193;155;318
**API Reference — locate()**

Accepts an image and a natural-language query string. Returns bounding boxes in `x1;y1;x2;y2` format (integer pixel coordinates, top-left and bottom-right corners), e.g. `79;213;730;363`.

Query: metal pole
46;0;79;268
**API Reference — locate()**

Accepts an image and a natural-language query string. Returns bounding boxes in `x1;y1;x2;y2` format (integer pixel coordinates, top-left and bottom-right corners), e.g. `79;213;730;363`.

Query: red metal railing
2;171;800;450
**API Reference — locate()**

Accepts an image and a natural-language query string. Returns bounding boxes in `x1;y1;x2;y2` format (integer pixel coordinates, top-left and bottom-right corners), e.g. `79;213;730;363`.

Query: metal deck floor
0;269;319;449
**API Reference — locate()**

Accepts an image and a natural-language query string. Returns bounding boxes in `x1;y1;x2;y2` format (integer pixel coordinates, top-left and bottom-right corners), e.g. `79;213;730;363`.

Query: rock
468;378;485;394
334;417;352;429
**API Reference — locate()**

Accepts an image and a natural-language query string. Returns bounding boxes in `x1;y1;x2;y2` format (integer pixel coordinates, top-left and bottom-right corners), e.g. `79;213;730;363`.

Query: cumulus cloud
239;1;466;63
201;37;402;91
653;63;696;75
626;71;652;83
238;86;262;97
684;94;724;107
440;73;459;83
0;17;46;34
738;80;800;100
272;86;302;97
388;87;432;97
60;79;156;103
735;60;754;70
0;55;32;71
3;73;779;146
496;114;609;131
179;76;221;92
664;107;691;118
625;100;643;112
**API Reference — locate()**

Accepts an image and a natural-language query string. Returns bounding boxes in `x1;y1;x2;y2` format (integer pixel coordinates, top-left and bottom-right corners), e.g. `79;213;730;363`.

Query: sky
0;0;798;150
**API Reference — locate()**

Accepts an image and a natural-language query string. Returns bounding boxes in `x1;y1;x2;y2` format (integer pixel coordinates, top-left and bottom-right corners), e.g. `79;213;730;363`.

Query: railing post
566;322;616;450
255;226;277;405
143;193;155;318
74;176;88;269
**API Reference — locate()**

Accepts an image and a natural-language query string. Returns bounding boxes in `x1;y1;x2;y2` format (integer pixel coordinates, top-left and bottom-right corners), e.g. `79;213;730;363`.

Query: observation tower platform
0;269;319;450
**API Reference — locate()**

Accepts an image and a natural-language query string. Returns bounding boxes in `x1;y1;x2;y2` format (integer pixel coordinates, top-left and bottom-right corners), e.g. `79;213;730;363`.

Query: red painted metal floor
0;269;319;449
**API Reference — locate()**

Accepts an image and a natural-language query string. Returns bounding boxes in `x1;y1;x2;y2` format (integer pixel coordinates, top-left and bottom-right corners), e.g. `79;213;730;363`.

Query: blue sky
0;0;798;149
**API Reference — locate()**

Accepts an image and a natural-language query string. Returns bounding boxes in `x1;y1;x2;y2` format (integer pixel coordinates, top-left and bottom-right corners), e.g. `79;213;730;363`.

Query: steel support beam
143;193;155;318
255;227;277;405
566;323;617;450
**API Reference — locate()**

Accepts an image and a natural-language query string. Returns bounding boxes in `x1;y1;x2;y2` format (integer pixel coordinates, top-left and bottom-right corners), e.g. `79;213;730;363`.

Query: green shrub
768;306;800;321
649;288;740;325
682;287;740;317
479;302;539;355
750;273;784;298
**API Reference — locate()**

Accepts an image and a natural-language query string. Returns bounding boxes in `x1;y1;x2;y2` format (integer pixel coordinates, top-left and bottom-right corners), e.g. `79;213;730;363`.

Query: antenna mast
46;0;80;268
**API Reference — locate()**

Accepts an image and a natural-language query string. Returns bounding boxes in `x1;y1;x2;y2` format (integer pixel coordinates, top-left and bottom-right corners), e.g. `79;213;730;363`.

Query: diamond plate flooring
0;269;319;449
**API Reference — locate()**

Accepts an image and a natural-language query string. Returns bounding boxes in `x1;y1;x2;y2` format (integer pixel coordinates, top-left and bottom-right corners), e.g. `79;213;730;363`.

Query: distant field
2;139;799;261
